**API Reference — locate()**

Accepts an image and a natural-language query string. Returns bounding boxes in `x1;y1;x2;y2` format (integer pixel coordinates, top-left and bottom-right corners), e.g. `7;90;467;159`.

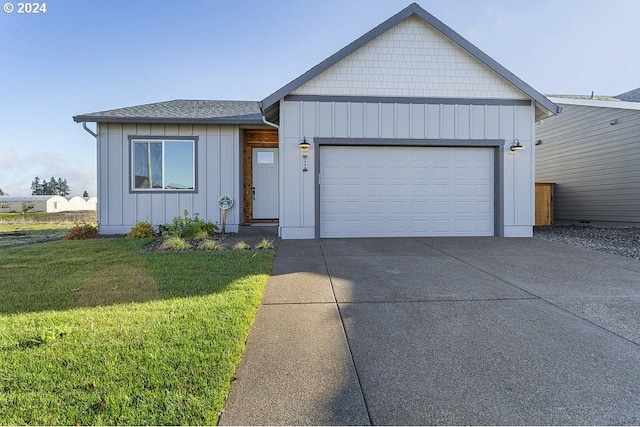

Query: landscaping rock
535;225;640;260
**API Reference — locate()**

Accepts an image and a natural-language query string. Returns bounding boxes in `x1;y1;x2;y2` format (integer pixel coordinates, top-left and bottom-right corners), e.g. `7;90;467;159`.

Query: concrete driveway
220;237;640;425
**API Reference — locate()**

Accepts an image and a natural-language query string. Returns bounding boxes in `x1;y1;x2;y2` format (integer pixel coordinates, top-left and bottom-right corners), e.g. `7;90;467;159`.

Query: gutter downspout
81;121;97;138
79;121;99;232
260;113;279;130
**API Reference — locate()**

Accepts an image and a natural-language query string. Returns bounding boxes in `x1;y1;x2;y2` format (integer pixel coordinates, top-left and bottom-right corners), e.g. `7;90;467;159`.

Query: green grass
0;222;76;248
0;212;96;224
0;238;274;425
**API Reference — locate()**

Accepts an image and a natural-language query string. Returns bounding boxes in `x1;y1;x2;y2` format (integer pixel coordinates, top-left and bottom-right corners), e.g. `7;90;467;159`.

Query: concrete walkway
220;237;640;425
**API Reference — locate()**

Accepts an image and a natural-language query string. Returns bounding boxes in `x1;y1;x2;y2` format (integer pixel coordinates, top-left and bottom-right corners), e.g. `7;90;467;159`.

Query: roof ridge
260;2;558;117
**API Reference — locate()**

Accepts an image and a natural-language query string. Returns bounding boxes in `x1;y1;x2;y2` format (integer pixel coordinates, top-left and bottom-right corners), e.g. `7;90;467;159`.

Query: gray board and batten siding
536;98;640;224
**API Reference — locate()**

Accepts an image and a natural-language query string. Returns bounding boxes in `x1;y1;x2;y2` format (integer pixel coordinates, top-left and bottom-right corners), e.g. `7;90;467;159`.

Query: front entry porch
243;129;279;224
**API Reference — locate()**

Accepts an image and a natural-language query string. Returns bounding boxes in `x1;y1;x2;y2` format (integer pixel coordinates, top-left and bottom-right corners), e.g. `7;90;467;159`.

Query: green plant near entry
232;240;251;251
254;237;274;250
0;236;274;425
63;223;99;240
167;210;218;239
159;236;191;251
126;220;156;238
192;229;210;241
198;239;226;251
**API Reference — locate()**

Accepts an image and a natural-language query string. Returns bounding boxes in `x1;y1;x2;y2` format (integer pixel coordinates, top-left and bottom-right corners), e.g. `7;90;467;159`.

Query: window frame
129;136;198;193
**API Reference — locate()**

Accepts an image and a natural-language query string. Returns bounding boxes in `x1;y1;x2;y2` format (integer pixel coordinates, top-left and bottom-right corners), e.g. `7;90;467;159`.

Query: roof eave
73;116;265;125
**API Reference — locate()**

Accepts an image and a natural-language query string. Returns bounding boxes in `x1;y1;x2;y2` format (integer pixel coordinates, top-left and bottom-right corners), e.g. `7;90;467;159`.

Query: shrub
126;221;156;238
197;240;226;251
254;237;274;250
160;236;191;251
63;223;98;240
192;229;210;241
167;210;218;239
232;241;251;251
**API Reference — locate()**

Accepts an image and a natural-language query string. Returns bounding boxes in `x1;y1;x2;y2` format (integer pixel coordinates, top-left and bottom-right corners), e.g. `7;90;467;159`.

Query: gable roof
260;2;559;118
615;87;640;103
73;100;263;124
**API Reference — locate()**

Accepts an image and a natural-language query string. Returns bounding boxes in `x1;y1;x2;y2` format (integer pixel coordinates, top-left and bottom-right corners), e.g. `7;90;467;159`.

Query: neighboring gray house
536;88;640;225
74;3;559;238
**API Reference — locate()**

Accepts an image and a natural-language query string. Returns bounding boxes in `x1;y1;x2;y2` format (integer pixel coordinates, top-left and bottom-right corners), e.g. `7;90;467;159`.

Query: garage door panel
476;219;493;233
476;184;492;197
433;201;451;214
432;167;450;180
320;146;494;238
411;201;429;214
455;201;472;214
410;184;429;197
475;166;493;180
476;201;493;214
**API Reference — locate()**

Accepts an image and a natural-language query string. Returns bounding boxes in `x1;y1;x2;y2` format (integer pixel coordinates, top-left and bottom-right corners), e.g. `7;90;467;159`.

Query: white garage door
320;146;494;238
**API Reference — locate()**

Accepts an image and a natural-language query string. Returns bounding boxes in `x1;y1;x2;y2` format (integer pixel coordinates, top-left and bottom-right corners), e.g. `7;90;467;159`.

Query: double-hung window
131;138;196;191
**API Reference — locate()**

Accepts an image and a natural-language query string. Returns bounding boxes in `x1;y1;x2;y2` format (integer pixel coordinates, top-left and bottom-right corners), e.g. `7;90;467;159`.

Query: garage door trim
314;138;505;238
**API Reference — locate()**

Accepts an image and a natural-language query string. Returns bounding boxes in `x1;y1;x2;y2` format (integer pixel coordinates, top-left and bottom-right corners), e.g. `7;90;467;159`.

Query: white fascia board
549;97;640;111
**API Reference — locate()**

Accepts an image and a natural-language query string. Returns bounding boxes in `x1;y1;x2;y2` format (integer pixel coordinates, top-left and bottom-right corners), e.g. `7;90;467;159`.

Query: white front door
252;147;279;219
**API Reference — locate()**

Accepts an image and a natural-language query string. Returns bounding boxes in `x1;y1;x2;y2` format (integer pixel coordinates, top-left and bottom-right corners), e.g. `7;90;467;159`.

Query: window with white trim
132;139;196;191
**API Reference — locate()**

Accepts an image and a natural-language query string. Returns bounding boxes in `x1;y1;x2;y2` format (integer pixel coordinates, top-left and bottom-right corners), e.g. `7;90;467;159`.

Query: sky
1;0;638;197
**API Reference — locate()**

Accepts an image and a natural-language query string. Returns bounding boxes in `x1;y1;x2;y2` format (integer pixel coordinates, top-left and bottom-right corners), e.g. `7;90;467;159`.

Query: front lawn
0;238;274;425
0;222;76;248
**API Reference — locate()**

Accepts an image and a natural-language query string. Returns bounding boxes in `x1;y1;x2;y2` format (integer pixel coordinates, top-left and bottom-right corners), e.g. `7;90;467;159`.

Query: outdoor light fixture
299;137;310;171
299;138;311;151
509;139;524;152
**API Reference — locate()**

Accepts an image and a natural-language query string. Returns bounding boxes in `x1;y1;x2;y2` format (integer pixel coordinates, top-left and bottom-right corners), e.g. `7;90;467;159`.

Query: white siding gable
292;16;527;100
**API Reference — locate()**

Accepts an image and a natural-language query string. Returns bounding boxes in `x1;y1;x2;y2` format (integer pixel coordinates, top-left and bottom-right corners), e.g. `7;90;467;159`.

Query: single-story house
73;2;559;239
536;88;640;225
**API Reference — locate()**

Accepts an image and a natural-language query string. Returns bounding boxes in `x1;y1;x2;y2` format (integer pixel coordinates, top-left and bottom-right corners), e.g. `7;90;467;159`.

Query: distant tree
0;188;5;195
31;177;44;195
31;176;71;196
48;177;58;195
82;190;89;198
57;178;70;196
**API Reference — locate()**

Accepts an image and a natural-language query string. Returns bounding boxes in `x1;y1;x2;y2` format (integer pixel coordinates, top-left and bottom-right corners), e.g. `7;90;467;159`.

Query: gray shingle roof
615;87;640;103
73;100;263;124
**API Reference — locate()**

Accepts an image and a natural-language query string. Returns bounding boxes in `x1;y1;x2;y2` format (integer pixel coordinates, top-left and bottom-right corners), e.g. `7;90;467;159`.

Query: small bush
126;221;156;238
197;240;226;251
64;223;98;240
192;229;210;241
254;237;274;250
232;241;251;251
160;236;191;251
167;210;218;239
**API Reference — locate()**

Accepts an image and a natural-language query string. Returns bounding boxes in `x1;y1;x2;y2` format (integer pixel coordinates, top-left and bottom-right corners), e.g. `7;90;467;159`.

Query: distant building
0;195;97;213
